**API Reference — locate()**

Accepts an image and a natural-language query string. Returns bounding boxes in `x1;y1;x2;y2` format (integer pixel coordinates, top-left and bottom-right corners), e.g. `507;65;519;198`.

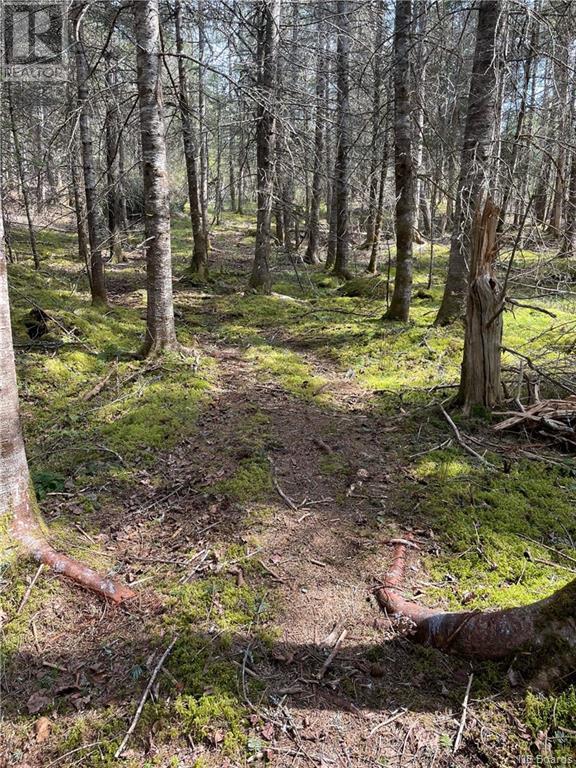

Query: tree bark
331;0;352;280
71;0;108;306
457;197;502;413
384;0;415;320
197;0;209;249
435;1;500;326
134;0;179;355
175;0;208;278
367;141;389;274
248;0;281;293
104;53;124;263
376;538;576;668
0;190;133;604
304;7;327;265
498;12;538;232
7;85;40;271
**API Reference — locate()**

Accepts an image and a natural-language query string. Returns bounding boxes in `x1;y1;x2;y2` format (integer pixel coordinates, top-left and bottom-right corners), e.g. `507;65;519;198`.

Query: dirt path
171;324;494;766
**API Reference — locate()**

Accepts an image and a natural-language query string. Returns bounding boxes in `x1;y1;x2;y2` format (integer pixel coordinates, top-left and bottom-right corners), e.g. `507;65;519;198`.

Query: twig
267;455;299;510
257;559;286;584
439;406;494;468
114;636;179;759
453;673;473;753
317;629;347;680
17;564;44;615
505;298;557;318
367;708;407;739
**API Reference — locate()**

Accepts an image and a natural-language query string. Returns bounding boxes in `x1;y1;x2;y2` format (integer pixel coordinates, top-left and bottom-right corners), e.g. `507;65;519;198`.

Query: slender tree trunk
498;13;538;231
134;0;179;355
104;53;124;263
304;9;327;265
412;0;428;241
325;173;338;271
71;0;107;306
384;0;416;321
560;79;576;257
248;0;281;293
0;189;133;604
364;2;384;248
331;0;352;280
70;133;91;290
367;140;389;274
458;198;502;413
175;0;208;278
435;1;500;326
560;147;576;257
7;86;40;271
197;0;209;248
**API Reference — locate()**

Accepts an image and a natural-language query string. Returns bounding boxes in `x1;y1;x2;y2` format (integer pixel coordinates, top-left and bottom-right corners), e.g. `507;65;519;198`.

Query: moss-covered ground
2;216;576;766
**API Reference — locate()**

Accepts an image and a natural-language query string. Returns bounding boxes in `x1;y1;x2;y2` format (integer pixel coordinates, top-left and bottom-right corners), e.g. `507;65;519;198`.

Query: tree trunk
498;12;538;232
70;130;91;290
71;0;108;306
197;0;209;249
367;141;389;274
384;0;415;321
331;0;352;281
304;8;327;266
248;0;281;293
175;0;208;278
7;86;40;271
0;191;133;604
560;119;576;257
134;0;179;355
412;0;428;240
457;198;502;413
104;53;124;263
376;538;576;671
435;1;500;326
325;174;338;271
363;1;384;249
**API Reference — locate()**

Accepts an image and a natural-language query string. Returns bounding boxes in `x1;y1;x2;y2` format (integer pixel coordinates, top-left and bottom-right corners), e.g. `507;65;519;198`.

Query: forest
2;0;576;765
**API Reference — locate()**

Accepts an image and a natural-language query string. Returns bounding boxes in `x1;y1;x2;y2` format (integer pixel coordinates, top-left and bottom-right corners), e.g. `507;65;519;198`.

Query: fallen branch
267;456;299;511
16;563;44;614
453;673;473;753
115;636;179;759
440;406;494;468
317;629;347;679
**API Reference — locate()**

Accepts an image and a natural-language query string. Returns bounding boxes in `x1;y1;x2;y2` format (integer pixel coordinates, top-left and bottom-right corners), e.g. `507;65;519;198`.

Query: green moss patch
416;454;576;610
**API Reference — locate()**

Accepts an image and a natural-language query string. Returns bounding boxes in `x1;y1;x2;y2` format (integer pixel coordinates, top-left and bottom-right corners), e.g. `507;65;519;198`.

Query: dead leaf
27;691;50;715
260;722;275;741
34;716;51;742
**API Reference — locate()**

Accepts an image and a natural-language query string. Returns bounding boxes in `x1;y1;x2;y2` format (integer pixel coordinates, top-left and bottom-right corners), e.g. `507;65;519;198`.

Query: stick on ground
115;636;179;759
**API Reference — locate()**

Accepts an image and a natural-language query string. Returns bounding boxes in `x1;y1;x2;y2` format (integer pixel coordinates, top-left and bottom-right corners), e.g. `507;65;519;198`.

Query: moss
214;456;272;503
336;275;388;298
319;453;349;477
415;455;576;610
174;692;247;753
54;710;126;768
525;687;576;758
168;576;268;632
247;344;329;401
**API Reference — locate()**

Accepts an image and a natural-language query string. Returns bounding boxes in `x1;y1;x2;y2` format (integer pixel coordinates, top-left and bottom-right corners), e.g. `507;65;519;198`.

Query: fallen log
375;538;576;662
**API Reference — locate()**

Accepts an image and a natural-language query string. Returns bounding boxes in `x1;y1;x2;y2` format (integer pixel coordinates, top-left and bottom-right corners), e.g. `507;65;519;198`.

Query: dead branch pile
494;395;576;449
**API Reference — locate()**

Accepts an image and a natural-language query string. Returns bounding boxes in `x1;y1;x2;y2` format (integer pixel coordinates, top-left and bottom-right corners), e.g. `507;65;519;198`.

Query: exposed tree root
11;495;135;604
375;537;576;661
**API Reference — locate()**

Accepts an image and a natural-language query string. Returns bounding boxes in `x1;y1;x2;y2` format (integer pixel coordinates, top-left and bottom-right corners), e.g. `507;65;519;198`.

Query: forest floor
2;213;576;768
